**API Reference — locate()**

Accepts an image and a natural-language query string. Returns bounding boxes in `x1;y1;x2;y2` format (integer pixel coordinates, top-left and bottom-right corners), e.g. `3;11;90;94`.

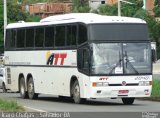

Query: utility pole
118;0;134;16
118;0;121;16
143;0;146;9
4;0;7;46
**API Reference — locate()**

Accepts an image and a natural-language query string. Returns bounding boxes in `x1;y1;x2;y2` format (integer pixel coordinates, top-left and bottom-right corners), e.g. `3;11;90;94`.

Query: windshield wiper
124;51;139;74
109;51;122;74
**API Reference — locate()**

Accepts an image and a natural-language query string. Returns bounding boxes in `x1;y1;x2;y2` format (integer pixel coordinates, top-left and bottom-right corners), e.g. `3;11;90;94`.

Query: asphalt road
0;91;160;113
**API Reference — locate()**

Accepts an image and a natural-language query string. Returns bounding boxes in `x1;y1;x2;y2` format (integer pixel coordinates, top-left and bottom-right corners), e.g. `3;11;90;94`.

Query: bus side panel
5;50;79;96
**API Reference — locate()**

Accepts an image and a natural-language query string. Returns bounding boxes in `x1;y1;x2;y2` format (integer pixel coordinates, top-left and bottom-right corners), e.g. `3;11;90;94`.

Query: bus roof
6;13;146;29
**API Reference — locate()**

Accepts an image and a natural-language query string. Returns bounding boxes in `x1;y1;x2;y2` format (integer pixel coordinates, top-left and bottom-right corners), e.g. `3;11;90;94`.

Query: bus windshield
91;43;151;75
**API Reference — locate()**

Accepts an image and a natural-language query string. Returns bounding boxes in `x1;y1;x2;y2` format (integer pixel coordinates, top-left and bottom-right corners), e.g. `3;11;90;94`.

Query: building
145;0;154;16
23;1;72;18
106;0;117;5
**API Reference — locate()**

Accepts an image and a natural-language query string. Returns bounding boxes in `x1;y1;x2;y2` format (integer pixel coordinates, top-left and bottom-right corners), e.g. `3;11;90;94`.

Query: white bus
5;13;152;104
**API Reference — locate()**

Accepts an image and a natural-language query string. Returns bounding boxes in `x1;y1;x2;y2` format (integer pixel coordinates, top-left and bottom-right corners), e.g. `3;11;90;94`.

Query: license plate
118;90;129;94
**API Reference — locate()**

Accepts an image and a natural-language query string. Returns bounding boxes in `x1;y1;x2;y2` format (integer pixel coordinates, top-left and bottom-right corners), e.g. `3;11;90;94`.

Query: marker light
92;82;109;87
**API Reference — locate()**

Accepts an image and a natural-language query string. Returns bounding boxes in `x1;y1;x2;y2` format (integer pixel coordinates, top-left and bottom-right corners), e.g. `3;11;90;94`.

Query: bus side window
35;27;44;47
67;25;77;46
5;30;11;49
26;28;34;47
78;48;90;74
17;29;25;48
45;26;54;47
11;29;16;48
78;24;87;45
55;26;65;47
83;50;90;70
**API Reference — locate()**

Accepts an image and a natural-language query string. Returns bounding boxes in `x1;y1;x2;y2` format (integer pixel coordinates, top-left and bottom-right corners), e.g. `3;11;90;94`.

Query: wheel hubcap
21;85;25;95
28;82;33;96
74;85;80;99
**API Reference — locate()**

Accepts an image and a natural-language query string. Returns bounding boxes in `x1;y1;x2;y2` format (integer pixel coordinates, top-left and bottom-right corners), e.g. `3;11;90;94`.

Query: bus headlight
139;81;151;86
103;82;109;86
97;82;103;87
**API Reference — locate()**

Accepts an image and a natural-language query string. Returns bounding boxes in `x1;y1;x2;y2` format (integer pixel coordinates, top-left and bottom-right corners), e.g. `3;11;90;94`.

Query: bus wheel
20;78;28;99
122;98;135;105
27;77;38;99
2;83;7;93
72;80;86;104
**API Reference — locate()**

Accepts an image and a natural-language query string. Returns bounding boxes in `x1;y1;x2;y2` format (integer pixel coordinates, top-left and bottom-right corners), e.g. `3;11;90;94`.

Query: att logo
47;53;67;65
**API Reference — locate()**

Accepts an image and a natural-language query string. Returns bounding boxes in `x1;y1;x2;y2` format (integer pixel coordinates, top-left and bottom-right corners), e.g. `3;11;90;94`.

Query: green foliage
97;4;117;16
154;6;160;17
154;0;160;16
72;0;90;13
7;2;28;23
155;0;160;6
0;99;24;112
26;14;41;22
151;80;160;97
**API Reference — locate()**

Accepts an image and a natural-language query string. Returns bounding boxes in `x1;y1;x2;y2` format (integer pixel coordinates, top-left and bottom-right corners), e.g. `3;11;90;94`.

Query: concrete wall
153;63;160;74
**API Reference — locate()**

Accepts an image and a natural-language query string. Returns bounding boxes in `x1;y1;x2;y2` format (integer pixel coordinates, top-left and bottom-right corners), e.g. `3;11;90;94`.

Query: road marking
23;106;47;112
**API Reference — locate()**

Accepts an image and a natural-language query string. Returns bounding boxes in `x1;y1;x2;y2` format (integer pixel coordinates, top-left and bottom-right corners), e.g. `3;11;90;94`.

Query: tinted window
78;25;87;44
35;27;44;47
5;30;11;49
55;26;65;47
89;24;149;41
11;29;16;48
45;26;54;47
26;28;34;47
78;48;90;74
67;25;77;46
17;29;25;48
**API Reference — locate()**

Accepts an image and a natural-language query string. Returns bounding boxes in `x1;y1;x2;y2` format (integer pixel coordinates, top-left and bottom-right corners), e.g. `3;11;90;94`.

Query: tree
7;1;28;23
71;0;90;13
97;0;143;16
154;0;160;17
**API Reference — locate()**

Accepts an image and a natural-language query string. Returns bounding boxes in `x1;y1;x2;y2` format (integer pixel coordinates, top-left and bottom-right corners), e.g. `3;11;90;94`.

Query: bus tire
72;80;86;104
27;77;38;99
122;97;135;105
2;82;7;93
20;78;28;99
